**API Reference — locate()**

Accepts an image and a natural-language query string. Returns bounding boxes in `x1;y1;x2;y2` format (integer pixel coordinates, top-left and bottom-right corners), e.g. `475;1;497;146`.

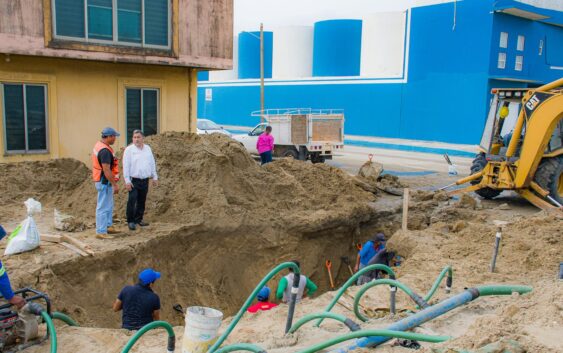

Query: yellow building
0;0;232;164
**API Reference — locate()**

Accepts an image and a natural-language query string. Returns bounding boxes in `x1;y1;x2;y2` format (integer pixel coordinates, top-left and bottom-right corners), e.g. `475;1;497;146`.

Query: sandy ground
0;133;560;353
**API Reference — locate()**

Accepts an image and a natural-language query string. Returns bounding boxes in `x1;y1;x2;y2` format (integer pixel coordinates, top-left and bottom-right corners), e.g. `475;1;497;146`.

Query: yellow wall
0;55;195;164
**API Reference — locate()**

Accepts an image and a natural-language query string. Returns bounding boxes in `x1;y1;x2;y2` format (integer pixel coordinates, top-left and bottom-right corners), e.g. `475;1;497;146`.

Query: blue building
198;0;562;144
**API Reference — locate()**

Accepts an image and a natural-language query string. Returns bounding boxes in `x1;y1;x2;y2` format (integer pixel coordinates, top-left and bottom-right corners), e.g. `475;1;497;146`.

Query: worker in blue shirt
0;225;26;309
354;233;386;282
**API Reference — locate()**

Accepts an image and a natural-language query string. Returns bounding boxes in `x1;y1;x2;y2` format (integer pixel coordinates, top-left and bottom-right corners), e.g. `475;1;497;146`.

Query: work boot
137;221;149;227
128;222;136;231
96;233;115;240
107;226;119;234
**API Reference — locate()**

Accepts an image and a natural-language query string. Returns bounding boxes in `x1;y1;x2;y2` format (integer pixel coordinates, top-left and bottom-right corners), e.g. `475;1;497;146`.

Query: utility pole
260;23;265;123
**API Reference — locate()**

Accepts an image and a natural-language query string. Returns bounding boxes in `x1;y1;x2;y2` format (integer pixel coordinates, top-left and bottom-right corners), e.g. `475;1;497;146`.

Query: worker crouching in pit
276;261;318;303
113;268;161;330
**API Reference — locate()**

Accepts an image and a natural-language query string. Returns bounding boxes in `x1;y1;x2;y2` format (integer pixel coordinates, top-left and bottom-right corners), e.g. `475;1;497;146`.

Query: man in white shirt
123;130;158;231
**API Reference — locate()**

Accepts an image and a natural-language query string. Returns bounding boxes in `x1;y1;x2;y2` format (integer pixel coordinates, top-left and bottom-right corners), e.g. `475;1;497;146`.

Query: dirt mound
61;132;376;229
0;159;89;205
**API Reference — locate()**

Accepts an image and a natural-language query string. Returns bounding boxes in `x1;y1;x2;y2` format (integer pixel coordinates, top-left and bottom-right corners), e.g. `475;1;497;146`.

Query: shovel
341;256;354;276
325;260;335;289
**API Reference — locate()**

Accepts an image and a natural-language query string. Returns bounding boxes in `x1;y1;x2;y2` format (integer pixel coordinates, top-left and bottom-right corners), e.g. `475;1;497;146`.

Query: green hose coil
51;312;79;327
294;329;450;353
121;321;175;353
208;262;300;353
315;264;396;327
40;311;58;353
353;279;428;322
288;312;360;334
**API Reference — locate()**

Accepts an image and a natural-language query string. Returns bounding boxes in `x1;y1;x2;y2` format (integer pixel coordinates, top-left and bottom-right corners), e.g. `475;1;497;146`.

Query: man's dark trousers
127;178;149;223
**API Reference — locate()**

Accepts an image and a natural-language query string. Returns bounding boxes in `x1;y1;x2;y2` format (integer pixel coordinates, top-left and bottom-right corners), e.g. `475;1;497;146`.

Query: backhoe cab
446;78;563;210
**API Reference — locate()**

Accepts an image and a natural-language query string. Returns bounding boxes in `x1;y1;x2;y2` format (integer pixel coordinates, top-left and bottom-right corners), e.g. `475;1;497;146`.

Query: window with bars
2;84;48;153
515;55;523;71
497;53;506;69
53;0;170;48
125;88;159;142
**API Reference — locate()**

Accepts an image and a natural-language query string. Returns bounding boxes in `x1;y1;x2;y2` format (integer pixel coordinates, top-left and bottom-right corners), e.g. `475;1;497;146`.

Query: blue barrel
238;31;273;79
313;20;362;77
197;71;209;81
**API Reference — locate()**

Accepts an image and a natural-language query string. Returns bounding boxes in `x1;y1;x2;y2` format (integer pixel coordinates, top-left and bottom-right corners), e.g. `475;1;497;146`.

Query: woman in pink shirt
256;126;274;165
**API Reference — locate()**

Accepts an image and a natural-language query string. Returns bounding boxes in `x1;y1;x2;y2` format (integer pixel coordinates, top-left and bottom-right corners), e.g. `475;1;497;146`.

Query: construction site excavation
0;131;559;353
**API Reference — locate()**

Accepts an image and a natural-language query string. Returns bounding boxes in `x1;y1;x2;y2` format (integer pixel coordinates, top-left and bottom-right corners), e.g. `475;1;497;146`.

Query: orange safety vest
92;141;120;182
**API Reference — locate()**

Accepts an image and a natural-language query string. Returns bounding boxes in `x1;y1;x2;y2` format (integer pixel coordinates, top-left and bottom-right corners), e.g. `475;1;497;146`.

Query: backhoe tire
470;153;502;199
534;156;563;205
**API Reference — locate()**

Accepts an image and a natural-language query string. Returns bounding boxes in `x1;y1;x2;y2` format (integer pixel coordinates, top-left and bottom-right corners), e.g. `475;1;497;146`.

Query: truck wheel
470;153;501;199
283;149;299;159
534;156;563;205
311;154;325;164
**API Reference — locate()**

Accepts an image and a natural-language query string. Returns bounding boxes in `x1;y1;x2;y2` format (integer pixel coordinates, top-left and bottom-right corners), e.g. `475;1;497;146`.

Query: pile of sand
59;132;376;230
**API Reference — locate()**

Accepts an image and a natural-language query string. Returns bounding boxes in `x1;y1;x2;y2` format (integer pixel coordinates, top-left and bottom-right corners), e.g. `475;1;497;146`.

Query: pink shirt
256;133;274;154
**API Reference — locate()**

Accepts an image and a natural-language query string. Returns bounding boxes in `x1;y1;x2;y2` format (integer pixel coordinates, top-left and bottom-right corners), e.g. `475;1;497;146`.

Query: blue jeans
260;150;273;165
95;182;114;234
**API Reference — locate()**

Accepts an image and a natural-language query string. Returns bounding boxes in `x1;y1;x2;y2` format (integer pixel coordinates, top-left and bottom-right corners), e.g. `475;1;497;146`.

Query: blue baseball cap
257;286;270;301
101;127;120;137
139;268;161;285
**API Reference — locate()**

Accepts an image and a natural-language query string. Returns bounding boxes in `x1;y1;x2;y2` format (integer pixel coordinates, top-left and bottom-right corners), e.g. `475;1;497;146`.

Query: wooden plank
402;188;410;231
60;242;88;257
61;235;94;256
41;234;62;243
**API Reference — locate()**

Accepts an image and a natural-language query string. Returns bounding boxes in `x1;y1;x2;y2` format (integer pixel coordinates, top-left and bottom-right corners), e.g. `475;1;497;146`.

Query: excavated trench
34;204;402;329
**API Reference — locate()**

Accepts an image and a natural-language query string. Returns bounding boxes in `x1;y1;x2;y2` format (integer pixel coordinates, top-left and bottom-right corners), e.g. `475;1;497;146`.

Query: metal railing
251;108;344;117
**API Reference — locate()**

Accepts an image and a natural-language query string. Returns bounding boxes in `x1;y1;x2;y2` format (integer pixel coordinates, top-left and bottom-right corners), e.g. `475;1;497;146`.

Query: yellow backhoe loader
444;78;563;210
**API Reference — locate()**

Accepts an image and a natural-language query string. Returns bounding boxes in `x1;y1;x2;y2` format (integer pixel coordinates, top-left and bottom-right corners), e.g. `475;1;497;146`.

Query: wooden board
60;242;88;257
41;234;62;243
311;115;343;142
291;115;308;145
61;235;94;256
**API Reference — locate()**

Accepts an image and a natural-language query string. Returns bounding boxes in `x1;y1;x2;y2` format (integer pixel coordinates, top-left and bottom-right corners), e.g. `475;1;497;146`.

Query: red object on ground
247;302;278;313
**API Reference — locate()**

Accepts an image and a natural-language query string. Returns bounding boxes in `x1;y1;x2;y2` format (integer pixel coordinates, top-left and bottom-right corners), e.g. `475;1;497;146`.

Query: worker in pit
247;286;278;313
354;233;386;284
256;125;274;165
113;268;161;330
358;249;397;285
276;261;318;303
92;127;121;239
0;225;26;309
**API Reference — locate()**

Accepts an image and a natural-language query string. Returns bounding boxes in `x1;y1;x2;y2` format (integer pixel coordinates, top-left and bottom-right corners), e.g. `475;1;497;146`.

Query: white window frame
499;32;508;48
497;52;506;69
125;87;160;142
1;83;49;155
517;35;525;51
515;55;523;71
51;0;171;50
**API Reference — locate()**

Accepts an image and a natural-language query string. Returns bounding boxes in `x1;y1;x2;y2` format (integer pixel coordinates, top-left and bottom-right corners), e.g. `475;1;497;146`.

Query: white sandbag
4;198;42;256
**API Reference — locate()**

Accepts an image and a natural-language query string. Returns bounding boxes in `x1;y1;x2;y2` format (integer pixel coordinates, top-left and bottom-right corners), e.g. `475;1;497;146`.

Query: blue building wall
312;20;363;77
198;0;562;145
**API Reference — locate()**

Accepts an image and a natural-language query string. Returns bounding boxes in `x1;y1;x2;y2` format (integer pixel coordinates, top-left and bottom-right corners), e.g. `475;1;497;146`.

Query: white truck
233;108;345;163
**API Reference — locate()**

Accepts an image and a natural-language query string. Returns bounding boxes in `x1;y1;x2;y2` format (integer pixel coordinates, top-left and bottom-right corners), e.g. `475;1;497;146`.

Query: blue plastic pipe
329;285;532;353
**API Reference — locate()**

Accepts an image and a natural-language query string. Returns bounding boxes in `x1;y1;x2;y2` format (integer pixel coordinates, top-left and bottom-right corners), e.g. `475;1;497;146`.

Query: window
2;84;48;153
499;32;508;48
53;0;170;48
515;55;523;71
125;88;158;142
517;35;525;51
497;53;506;69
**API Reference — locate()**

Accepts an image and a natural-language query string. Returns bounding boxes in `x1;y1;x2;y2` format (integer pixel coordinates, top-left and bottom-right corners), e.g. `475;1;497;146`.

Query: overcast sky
233;0;563;32
233;0;449;32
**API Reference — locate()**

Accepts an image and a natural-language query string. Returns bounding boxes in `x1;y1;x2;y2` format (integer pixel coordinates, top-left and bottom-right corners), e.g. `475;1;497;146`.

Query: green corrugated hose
315;264;396;327
52;312;79;327
121;321;175;353
353;279;428;322
208;262;301;353
423;266;453;303
294;329;450;353
214;343;267;353
40;311;57;353
288;312;360;334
